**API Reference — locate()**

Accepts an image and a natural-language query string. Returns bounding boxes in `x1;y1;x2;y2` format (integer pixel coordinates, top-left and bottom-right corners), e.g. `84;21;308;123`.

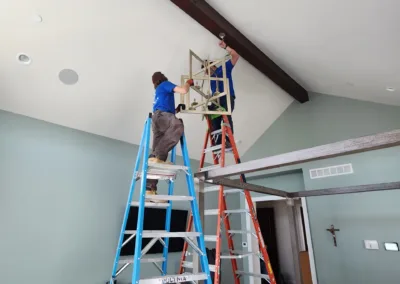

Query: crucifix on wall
326;224;340;247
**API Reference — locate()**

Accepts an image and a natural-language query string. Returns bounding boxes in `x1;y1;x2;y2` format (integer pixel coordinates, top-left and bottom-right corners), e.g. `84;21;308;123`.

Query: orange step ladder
178;115;277;284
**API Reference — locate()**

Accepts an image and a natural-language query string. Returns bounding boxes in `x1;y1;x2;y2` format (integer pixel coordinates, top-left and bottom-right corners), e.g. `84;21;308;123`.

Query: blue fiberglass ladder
108;113;212;284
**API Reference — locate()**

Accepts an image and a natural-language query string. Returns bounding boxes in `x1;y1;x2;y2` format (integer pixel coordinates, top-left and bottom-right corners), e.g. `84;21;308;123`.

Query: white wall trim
246;195;318;284
301;198;318;284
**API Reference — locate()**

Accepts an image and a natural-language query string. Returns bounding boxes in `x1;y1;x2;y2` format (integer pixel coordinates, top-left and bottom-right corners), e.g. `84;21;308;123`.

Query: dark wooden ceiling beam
170;0;309;103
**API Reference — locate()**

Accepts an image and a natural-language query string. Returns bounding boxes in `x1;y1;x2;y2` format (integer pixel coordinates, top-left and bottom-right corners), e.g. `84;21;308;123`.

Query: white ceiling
209;0;400;106
1;0;399;162
0;0;292;161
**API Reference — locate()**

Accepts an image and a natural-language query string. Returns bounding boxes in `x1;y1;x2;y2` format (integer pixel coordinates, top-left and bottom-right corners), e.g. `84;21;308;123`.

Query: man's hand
219;40;227;49
186;79;194;86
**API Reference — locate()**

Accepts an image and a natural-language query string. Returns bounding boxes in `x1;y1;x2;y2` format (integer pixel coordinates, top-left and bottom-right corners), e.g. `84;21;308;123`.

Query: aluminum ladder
108;113;212;284
178;115;276;284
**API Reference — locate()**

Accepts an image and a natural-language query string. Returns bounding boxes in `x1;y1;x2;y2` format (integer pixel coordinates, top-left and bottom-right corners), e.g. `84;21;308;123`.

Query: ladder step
210;129;223;136
148;162;189;172
199;164;221;172
137;171;177;181
130;201;170;208
235;270;270;281
204;209;247;215
204;140;240;153
137;163;188;180
119;256;165;264
204;235;218;242
139;273;208;283
124;230;201;238
204;209;219;216
228;230;254;235
220;250;256;259
224;209;249;214
144;195;194;201
210;125;231;137
182;261;216;272
200;186;243;194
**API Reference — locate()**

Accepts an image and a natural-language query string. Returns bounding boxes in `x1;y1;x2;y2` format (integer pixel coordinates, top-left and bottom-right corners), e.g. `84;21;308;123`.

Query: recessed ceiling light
59;69;79;85
17;53;32;65
386;87;395;92
33;14;43;23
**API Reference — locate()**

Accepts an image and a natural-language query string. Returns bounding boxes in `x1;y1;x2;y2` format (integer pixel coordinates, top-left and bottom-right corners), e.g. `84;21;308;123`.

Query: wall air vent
309;164;353;179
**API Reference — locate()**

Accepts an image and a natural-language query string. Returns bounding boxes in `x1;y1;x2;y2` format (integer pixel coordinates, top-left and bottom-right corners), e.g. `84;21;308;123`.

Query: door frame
245;195;318;284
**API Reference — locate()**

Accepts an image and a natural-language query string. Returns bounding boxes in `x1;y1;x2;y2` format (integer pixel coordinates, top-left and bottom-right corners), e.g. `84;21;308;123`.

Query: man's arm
173;79;194;94
219;41;240;65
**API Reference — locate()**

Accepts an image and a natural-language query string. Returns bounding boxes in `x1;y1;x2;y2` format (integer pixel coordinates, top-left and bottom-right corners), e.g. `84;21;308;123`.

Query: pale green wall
0;110;231;284
243;93;400;284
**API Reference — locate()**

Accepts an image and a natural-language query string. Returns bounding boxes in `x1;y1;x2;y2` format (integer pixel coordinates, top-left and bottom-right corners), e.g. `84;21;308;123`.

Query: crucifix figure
326;224;340;247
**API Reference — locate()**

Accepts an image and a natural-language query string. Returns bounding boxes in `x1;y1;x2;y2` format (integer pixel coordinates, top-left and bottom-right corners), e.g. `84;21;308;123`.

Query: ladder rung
148;163;188;172
224;209;249;214
204;235;218;242
205;209;247;216
220;250;256;259
137;163;188;180
228;230;254;235
210;129;223;136
200;186;243;194
235;270;270;281
204;209;219;215
199;164;221;172
139;273;208;283
137;170;177;181
119;256;165;264
144;195;194;201
210;125;231;137
130;201;170;208
182;261;216;272
124;230;201;238
204;140;240;153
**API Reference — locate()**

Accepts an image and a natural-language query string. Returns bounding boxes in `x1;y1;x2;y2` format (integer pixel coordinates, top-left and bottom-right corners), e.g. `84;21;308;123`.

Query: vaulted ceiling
1;0;399;161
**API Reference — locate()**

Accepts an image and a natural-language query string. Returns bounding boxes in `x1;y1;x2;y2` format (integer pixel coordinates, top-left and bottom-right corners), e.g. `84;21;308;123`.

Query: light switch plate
364;240;379;250
384;242;399;251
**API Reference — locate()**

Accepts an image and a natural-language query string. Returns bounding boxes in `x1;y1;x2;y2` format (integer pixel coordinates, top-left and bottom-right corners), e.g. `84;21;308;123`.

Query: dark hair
152;72;168;89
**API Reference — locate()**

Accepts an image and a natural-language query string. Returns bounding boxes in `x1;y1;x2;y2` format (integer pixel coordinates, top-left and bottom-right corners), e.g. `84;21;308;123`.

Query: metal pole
162;146;177;274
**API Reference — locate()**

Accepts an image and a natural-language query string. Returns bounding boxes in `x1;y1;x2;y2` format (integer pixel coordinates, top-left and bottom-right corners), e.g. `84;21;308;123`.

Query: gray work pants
146;110;184;190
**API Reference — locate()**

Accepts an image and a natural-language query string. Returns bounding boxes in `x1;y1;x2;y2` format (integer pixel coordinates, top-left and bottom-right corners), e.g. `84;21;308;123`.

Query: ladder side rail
131;114;153;284
216;118;240;284
213;118;228;284
178;127;209;273
180;133;213;284
222;116;277;284
221;196;240;284
162;146;177;275
110;117;148;282
178;214;193;274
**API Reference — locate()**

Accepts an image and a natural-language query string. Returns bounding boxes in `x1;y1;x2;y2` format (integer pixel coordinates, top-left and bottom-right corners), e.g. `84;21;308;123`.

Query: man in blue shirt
146;71;193;200
208;41;240;148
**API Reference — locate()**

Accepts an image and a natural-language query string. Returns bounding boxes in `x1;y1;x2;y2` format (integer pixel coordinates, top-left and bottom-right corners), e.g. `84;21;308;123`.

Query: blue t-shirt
152;81;177;113
210;60;235;98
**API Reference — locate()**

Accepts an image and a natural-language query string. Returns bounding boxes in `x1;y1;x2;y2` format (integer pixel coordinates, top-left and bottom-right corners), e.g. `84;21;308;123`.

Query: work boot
148;157;173;165
145;188;168;203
